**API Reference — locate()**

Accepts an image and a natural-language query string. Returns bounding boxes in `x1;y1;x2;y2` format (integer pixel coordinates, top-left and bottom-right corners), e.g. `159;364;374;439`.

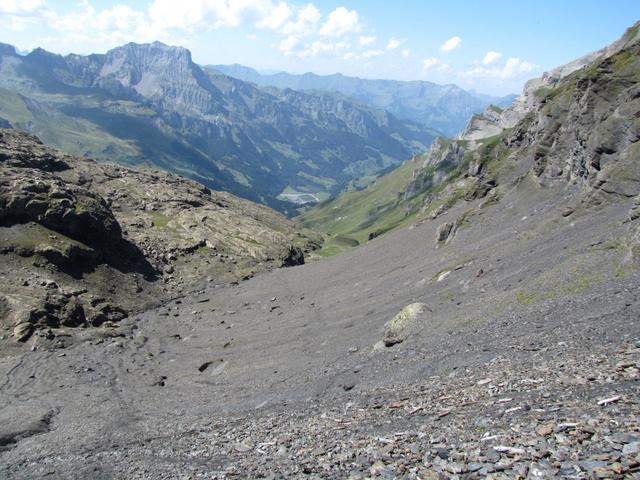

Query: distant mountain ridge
210;64;516;136
0;41;439;212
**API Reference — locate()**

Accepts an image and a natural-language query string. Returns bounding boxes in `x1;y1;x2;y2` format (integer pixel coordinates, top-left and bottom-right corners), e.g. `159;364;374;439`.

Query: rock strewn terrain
0;180;638;478
0;21;639;480
121;323;639;479
0;128;320;345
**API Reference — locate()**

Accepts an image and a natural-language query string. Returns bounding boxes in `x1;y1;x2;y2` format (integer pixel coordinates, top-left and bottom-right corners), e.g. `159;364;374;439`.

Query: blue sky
0;0;638;95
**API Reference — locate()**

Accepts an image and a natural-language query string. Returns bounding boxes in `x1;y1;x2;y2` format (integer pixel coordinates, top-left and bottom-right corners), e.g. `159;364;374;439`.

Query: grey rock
622;441;640;455
435;223;453;243
382;303;429;347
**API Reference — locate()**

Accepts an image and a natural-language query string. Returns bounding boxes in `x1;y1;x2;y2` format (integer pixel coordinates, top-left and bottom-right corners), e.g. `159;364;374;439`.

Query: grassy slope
0;89;243;201
0;88;142;162
297;158;427;255
299;116;532;256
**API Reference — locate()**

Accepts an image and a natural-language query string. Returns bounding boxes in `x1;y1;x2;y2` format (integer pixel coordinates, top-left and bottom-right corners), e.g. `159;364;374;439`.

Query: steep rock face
517;43;640;196
408;22;640;204
462;22;640;151
0;129;320;344
98;43;224;117
403;139;465;200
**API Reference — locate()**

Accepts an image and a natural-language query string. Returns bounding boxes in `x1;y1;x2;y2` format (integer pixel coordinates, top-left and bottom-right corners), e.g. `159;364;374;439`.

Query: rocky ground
0;129;320;347
0;164;638;478
0;22;639;480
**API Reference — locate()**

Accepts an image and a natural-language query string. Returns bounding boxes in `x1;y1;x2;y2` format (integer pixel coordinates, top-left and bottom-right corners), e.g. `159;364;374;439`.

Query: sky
0;1;638;95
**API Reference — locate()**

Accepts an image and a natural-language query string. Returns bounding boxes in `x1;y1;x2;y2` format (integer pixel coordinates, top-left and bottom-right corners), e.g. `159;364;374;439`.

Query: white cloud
481;50;502;65
0;0;43;14
28;0;320;54
422;57;450;73
93;5;147;34
502;57;535;77
143;0;301;32
440;35;461;52
297;39;350;57
422;57;440;70
318;6;360;37
362;49;383;59
358;35;375;46
280;3;320;36
386;37;401;50
280;35;352;58
463;56;536;79
279;34;300;55
256;1;291;30
0;0;422;70
49;3;152;45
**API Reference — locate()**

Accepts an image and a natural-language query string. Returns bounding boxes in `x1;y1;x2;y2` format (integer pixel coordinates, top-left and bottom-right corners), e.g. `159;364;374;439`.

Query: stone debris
18;334;632;479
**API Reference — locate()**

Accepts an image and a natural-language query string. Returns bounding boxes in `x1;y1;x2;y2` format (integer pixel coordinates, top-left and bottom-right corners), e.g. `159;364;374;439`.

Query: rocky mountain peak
104;41;194;71
98;42;222;115
0;43;17;57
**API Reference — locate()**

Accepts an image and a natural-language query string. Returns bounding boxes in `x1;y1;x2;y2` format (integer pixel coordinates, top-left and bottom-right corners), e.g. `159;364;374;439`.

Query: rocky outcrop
0;129;320;343
460;105;507;141
0;165;121;248
435;222;454;244
466;22;640;194
403;140;466;200
524;52;640;192
381;303;429;347
405;22;640;216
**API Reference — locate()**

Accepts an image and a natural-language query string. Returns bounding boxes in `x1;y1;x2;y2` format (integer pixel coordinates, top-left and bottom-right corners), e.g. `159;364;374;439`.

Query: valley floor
1;181;639;479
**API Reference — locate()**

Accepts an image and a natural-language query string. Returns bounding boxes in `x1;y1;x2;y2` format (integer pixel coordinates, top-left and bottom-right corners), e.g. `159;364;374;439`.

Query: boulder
281;246;305;267
13;322;33;342
436;222;453;243
382;303;430;347
0;174;122;248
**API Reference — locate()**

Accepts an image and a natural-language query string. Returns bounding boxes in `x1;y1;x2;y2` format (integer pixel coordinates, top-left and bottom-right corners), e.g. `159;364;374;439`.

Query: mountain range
0;42;440;213
211;63;516;136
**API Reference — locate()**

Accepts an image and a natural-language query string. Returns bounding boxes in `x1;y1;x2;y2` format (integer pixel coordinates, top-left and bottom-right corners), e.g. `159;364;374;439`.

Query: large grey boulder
382;303;430;347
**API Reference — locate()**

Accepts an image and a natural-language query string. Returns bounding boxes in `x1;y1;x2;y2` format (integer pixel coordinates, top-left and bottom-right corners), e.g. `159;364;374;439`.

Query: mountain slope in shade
0;42;439;213
210;64;516;136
